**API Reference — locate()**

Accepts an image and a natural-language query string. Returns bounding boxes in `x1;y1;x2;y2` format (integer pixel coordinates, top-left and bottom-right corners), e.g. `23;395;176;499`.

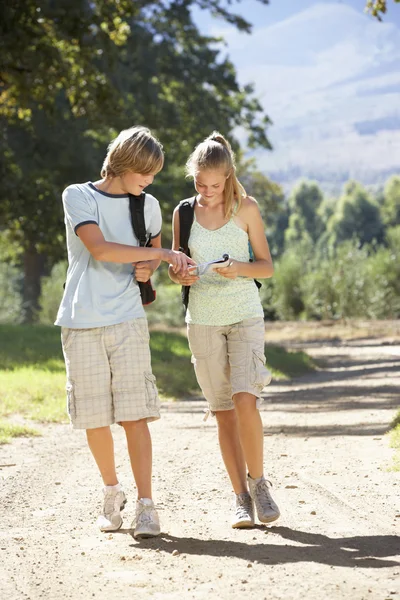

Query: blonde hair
185;131;246;218
101;126;164;178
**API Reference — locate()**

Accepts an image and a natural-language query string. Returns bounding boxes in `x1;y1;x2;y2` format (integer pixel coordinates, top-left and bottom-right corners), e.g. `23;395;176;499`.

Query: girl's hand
215;259;238;279
175;268;199;286
134;261;154;282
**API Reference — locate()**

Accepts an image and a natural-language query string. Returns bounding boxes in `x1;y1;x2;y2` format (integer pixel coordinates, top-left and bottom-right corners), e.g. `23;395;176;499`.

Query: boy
55;126;191;538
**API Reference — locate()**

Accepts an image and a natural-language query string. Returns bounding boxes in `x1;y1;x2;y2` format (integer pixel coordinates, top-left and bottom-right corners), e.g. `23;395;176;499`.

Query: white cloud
213;2;400;185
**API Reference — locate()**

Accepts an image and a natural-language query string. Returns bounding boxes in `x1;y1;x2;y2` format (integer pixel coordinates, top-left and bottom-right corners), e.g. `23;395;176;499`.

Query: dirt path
1;339;399;600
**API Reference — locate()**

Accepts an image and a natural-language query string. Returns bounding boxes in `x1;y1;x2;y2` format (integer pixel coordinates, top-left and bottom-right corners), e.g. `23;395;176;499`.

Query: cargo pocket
251;350;271;393
66;382;76;420
144;372;159;411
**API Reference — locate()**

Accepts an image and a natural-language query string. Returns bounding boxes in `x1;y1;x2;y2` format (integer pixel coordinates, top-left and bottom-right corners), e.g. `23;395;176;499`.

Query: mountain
209;2;400;191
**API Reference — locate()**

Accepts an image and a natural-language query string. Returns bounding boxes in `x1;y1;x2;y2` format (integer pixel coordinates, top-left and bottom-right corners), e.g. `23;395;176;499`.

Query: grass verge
389;411;400;471
0;325;315;429
0;421;41;445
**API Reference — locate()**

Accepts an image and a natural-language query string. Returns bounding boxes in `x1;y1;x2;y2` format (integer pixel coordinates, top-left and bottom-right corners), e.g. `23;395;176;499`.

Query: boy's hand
134;261;155;282
162;249;195;274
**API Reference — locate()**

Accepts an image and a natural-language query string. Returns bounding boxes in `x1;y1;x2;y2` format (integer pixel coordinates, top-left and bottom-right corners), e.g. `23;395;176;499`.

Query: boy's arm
77;223;188;272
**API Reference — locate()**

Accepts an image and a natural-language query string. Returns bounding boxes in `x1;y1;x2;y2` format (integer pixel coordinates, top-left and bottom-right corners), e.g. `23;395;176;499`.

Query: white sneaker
97;488;127;532
133;498;160;539
248;475;280;523
231;492;255;528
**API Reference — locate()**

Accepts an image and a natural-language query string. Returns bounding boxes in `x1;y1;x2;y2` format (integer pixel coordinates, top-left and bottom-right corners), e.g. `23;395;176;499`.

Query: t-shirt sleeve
62;185;98;235
147;196;162;239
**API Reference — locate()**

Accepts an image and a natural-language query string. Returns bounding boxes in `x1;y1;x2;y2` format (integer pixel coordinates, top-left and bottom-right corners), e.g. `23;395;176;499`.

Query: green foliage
0;262;22;324
365;0;400;20
327;181;384;247
381;175;400;227
285;181;324;245
268;241;311;319
0;421;41;445
39;261;67;325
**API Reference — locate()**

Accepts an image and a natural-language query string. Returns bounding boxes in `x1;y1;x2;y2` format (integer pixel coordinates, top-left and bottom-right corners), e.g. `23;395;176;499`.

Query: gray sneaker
232;492;255;529
248;475;280;523
97;488;127;532
133;498;161;539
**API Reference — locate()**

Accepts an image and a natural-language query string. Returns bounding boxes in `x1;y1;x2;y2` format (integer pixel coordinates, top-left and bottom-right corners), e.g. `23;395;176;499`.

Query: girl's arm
77;223;189;273
168;208;199;285
216;197;274;280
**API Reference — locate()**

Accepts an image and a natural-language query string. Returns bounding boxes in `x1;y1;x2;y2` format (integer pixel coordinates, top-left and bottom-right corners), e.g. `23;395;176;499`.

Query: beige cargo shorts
61;318;160;429
187;317;271;418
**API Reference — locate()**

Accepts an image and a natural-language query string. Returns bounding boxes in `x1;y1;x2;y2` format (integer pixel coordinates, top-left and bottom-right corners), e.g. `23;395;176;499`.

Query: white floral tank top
186;215;264;326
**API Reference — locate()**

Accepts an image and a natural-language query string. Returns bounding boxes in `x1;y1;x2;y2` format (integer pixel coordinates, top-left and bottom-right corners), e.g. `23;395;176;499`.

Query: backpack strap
129;192;149;247
178;196;196;311
128;193;156;305
178;196;196;254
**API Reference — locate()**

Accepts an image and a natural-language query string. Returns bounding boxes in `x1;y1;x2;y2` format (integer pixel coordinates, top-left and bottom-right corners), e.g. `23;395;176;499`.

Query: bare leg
233;393;264;480
86;426;118;486
215;409;248;494
121;420;152;499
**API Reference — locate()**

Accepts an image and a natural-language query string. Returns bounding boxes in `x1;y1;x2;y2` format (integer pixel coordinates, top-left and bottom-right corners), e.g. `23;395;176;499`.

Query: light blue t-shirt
55;182;162;329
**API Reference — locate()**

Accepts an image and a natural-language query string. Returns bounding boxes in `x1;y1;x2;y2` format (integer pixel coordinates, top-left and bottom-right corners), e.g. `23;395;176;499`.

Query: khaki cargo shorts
61;318;160;429
187;317;271;418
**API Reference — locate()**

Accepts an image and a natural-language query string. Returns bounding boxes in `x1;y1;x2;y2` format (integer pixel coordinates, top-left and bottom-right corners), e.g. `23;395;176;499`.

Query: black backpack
128;192;156;305
177;196;261;311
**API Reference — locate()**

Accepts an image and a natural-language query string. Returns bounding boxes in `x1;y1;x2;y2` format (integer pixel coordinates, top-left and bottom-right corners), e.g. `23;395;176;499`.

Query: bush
0;263;22;324
39;261;67;324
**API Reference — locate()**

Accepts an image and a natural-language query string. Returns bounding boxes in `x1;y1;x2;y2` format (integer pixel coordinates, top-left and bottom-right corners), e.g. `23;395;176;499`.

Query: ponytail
186;131;246;218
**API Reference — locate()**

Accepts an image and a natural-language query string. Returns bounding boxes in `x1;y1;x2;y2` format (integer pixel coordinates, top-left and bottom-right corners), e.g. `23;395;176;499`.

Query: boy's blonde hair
185;131;246;218
101;126;164;178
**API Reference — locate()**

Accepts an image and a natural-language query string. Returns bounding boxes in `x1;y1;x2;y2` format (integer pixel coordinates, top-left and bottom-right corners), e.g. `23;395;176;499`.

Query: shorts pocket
144;372;159;410
129;318;150;343
251;350;271;392
66;382;76;420
238;318;264;343
61;328;78;352
187;325;211;359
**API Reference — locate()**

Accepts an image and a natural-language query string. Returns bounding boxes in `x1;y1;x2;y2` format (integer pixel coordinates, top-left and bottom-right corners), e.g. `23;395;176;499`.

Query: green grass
0;421;41;445
0;325;315;429
266;344;316;380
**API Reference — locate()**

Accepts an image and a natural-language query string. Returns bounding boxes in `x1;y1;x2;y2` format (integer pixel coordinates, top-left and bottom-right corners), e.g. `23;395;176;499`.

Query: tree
365;0;400;20
0;0;272;321
327;181;384;246
284;181;324;246
381;175;400;228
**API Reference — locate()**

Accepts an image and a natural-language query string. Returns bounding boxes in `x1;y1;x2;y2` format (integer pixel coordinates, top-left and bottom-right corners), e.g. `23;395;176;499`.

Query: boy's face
121;171;155;196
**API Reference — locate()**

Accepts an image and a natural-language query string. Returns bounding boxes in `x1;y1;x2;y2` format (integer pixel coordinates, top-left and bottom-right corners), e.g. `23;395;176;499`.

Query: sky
192;1;400;190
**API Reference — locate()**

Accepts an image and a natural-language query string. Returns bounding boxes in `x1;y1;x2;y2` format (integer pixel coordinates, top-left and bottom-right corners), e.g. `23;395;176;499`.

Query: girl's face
120;171;155;195
194;169;227;202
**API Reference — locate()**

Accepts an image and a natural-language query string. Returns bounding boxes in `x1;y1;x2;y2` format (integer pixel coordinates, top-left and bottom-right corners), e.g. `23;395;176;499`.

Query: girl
169;132;280;528
55;126;192;538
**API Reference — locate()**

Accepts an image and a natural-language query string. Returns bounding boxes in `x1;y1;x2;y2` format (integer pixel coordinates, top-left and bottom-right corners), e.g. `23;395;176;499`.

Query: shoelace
103;491;121;516
236;494;253;519
255;480;275;509
136;503;158;526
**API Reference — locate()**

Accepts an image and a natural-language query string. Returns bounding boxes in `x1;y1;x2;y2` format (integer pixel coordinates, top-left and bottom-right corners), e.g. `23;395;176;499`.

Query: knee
215;409;236;430
120;419;147;432
233;393;257;418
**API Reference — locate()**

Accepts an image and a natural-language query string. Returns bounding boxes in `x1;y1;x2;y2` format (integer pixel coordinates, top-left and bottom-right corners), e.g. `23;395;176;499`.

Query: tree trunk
22;245;46;324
